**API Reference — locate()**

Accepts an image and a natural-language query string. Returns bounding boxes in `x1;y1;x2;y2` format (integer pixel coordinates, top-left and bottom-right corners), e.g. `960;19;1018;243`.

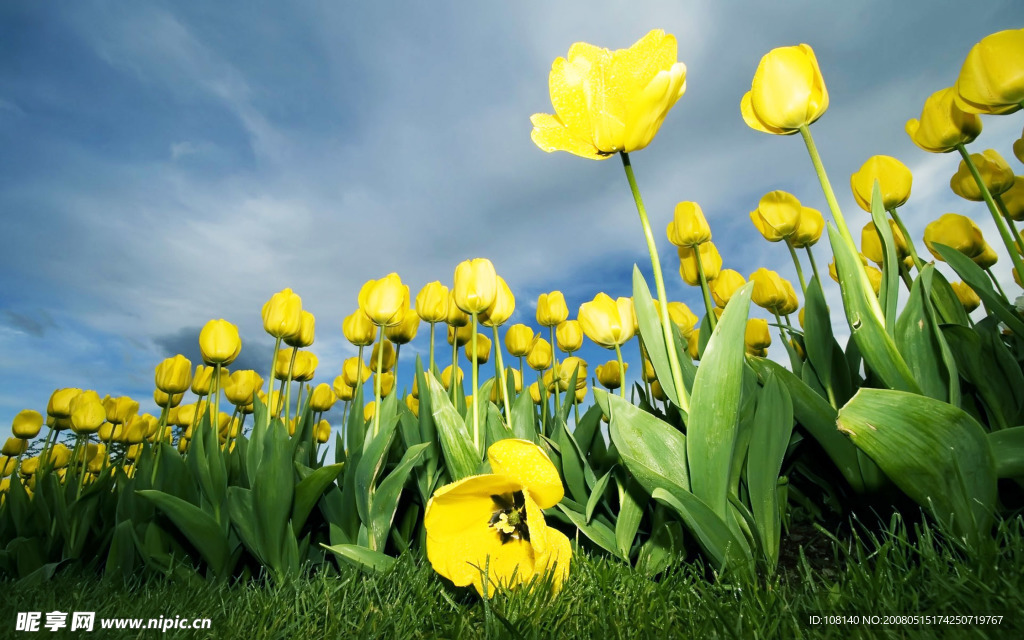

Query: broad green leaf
637;520;685;577
585;468;615;523
933;243;1024;337
137;490;230;577
598;389;689;494
615;476;644;560
988;427;1024;478
509;382;538;443
803;277;835;403
744;373;793;570
321;543;397;572
355;412;400;529
558;419;588;504
226;487;263;565
425;372;481;480
370;442;430;551
927;268;971;326
556;504;618;555
895;270;950;401
291;463;344;535
837;388;997;549
252;422;294;572
828;224;921;394
943;325;1024;430
919;266;962;406
869;181;900;335
632;265;681;408
651;488;752;575
687;281;753;520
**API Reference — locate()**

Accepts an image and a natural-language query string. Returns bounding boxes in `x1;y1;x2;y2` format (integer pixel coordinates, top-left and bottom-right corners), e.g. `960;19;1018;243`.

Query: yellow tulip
790;207;824;248
332;376;354;402
479;276;515;328
103;396;139;426
447;324;473;348
274;349;318;382
464;333;492;365
950;281;981;313
677;242;722;286
750;268;787;312
504;324;535;358
596;360;627;390
750;191;802;242
224;370;263;407
666;302;699;339
711;270;747;308
923;213;986;261
373;372;396;397
828;253;870;284
453;258;498;315
12;409;43;439
48;443;72;470
744;319;772;355
578;293;636;348
416;282;450;324
342;310;377;347
358;273;409;327
688;328;701;360
861;220;909;264
641;349;656;382
527;337;553;371
154;354;193;394
954;29;1024;115
342;357;371;387
262;288;303;340
741;44;828;135
950;149;1015;201
778;279;800;316
315;420;332;444
666;201;711;247
972;243;999;270
2;438;26;457
528;382;543;405
47;388;82;419
906;87;982;153
546;357;587;393
865;264;883;295
70;391;106;435
555;320;583;353
20;457;39;476
1000;176;1024;221
537;292;569;327
123;417;148;444
1015;127;1024;165
446;292;470;328
384;307;421;345
405;395;419;417
284;310;315;349
441;365;464;391
199;319;241;365
531;29;686;159
191;365;219;396
850;155;913;212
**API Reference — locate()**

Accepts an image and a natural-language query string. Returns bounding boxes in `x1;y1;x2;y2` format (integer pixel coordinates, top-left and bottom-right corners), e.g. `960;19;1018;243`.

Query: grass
2;514;1023;639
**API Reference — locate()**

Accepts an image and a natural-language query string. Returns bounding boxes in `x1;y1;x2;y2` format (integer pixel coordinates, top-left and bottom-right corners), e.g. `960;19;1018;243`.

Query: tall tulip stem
471;313;480;451
373;339;384;437
267;336;282;420
799;125;854;246
993;194;1024;255
887;208;924;271
213;363;222;431
787;243;808;293
428;323;436;375
695;250;717;332
620;152;689;413
804;246;822;285
284;349;298;425
614;343;626;399
956;143;1024;283
492;326;512;421
548;326;561;415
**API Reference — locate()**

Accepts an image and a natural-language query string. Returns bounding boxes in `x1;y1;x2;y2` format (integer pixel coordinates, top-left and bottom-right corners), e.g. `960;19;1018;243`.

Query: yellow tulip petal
487;439;563;509
530;113;609;160
751;46;815;131
740;91;791;135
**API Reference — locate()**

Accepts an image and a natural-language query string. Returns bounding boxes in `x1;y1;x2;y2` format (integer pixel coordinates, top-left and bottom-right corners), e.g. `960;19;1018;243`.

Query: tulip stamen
489;491;530;544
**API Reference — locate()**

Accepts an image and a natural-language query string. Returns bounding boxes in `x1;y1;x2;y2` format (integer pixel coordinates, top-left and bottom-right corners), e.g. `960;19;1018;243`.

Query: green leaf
509;383;539;443
942;324;1024;430
895;269;950;401
933;243;1024;337
252;422;295;572
291;463;344;535
988;427;1024;479
137;490;231;577
837;388;997;549
614;476;644;561
321;543;397;572
370;442;430;551
226;486;263;564
585;468;615;523
803;277;835;402
686;281;753;520
869;181;900;335
744;373;793;570
598;389;689;494
424;372;481;480
632;265;681;408
828;224;921;394
558;419;588;504
355;412;400;528
651;488;751;575
556;504;618;555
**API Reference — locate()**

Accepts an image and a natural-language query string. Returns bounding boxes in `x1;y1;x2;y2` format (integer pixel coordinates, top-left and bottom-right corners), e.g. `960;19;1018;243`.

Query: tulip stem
267;336;282;421
804;246;822;286
695;250;717;332
471;313;480;452
987;268;1009;300
956;143;1024;283
993;194;1024;255
451;339;458;405
614;343;626;399
620;152;690;413
284;349;298;426
549;326;561;416
787;243;808;293
492;326;512;422
212;363;223;437
429;323;436;376
373;339;385;438
887;208;924;271
799;125;854;246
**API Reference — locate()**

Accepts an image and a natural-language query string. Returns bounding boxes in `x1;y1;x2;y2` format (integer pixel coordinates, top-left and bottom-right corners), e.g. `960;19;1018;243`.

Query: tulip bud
284;310;316;349
860;220;909;265
192;365;216;396
262;288;304;340
416;282;450;324
528;382;542;406
154;389;184;409
224;370;263;407
315;420;332;444
954;29;1024;115
453;258;498;315
865;265;883;295
555;320;583;353
446;292;470;328
526;337;553;371
750;191;802;242
123;416;148;444
447;324;473;348
490;368;523;404
20;457;39;476
741;44;828;135
2;438;26;457
342;357;371;388
479;276;515;328
923;213;986;261
358;273;410;327
366;340;396;374
851;155;913;212
363;402;376;423
666;302;699;339
464;333;492;365
154;354;193;394
48;443;72;470
12;409;43;439
1001;177;1024;222
199;319;241;366
441;365;464;391
906;87;982;153
950;149;1015;201
578;294;636;348
666;201;711;247
790;207;825;248
596;360;627;390
47;388;82;419
405;394;419;417
384;307;421;345
750;268;788;312
504;324;535;357
103;396;139;426
650;380;667;402
342;310;377;347
972;243;998;270
744;318;772;355
950;281;981;313
373;372;396;397
711;270;747;308
778;280;800;317
332;376;355;401
70;391;106;435
292;351;319;382
641;350;656;382
678;242;722;285
537;292;569;327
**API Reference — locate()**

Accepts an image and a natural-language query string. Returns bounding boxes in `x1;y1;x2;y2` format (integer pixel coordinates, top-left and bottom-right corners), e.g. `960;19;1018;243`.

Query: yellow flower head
454;258;499;316
537;292;569;327
711;270;747;308
677;242;722;286
744;318;772;354
224;370;263;407
750;191;802;242
923;213;986;261
464;333;493;366
741;44;828;135
261;288;304;341
332;376;355;402
906;87;982;153
1001;176;1024;222
954;29;1024;115
12;409;43;440
416;282;450;324
504;324;535;358
750;268;787;312
595;360;627;390
199;319;241;366
578;293;636;348
154;354;193;395
342;310;377;347
531;30;686;159
950;149;1015;201
950;281;981;313
424;439;571;597
479;276;516;328
850;155;913;212
384;307;421;345
666;201;711;247
555;320;583;354
527;337;553;371
284;310;316;349
860;220;909;265
358;273;409;327
789;207;824;248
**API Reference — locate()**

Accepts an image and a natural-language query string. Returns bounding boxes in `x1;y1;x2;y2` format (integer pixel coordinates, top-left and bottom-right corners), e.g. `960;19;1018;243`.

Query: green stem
614;343;626;399
284;349;298;426
373;338;384;437
987;268;1009;300
492;325;512;422
536;370;548;435
394;344;401;383
695;249;717;332
471;313;480;451
804;246;823;285
620;151;690;413
993;194;1024;255
888;208;924;272
956;143;1024;283
787;242;808;293
451;336;458;405
548;326;561;416
799;125;854;246
267;336;282;420
898;261;914;292
429;322;436;376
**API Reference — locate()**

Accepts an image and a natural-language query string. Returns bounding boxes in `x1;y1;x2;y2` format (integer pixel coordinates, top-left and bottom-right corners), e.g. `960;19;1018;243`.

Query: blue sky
1;1;1021;440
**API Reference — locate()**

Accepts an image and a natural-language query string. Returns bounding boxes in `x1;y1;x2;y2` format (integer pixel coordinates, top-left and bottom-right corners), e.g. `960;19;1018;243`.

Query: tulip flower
504;324;535;358
677;242;722;287
951;149;1015;201
424;439;571;597
191;365;217;396
154;354;193;394
742;319;772;356
596;360;627;390
666;201;711;247
446;292;470;328
284;310;315;349
342;357;371;388
447;324;473;348
358;273;409;327
778;280;800;317
416;282;450;324
954;29;1024;115
526;337;553;372
536;292;569;327
1000;177;1024;222
70;391;106;435
314;420;332;445
1015;128;1024;165
741;44;828;135
923;214;987;261
578;294;636;349
531;29;686;159
12;409;43;439
385;307;421;345
666;302;699;339
851;155;913;212
441;365;464;391
262;288;303;340
950;281;982;313
342;310;377;347
555;320;583;354
711;270;747;308
47;388;82;419
861;220;909;265
274;349;318;382
103;396;139;426
224;370;263;407
332;376;355;402
373;372;396;397
906;87;982;154
789;207;824;249
2;438;26;457
464;334;492;366
972;243;998;270
453;258;498;315
405;395;419;417
750;191;803;242
199;319;241;366
750;268;788;312
479;276;515;328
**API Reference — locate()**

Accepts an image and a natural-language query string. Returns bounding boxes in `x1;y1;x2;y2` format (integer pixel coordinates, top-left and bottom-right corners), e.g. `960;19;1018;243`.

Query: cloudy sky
1;1;1021;440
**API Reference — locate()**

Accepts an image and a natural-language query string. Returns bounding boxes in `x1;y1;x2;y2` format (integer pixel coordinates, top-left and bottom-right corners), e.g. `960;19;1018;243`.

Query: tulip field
3;23;1024;639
